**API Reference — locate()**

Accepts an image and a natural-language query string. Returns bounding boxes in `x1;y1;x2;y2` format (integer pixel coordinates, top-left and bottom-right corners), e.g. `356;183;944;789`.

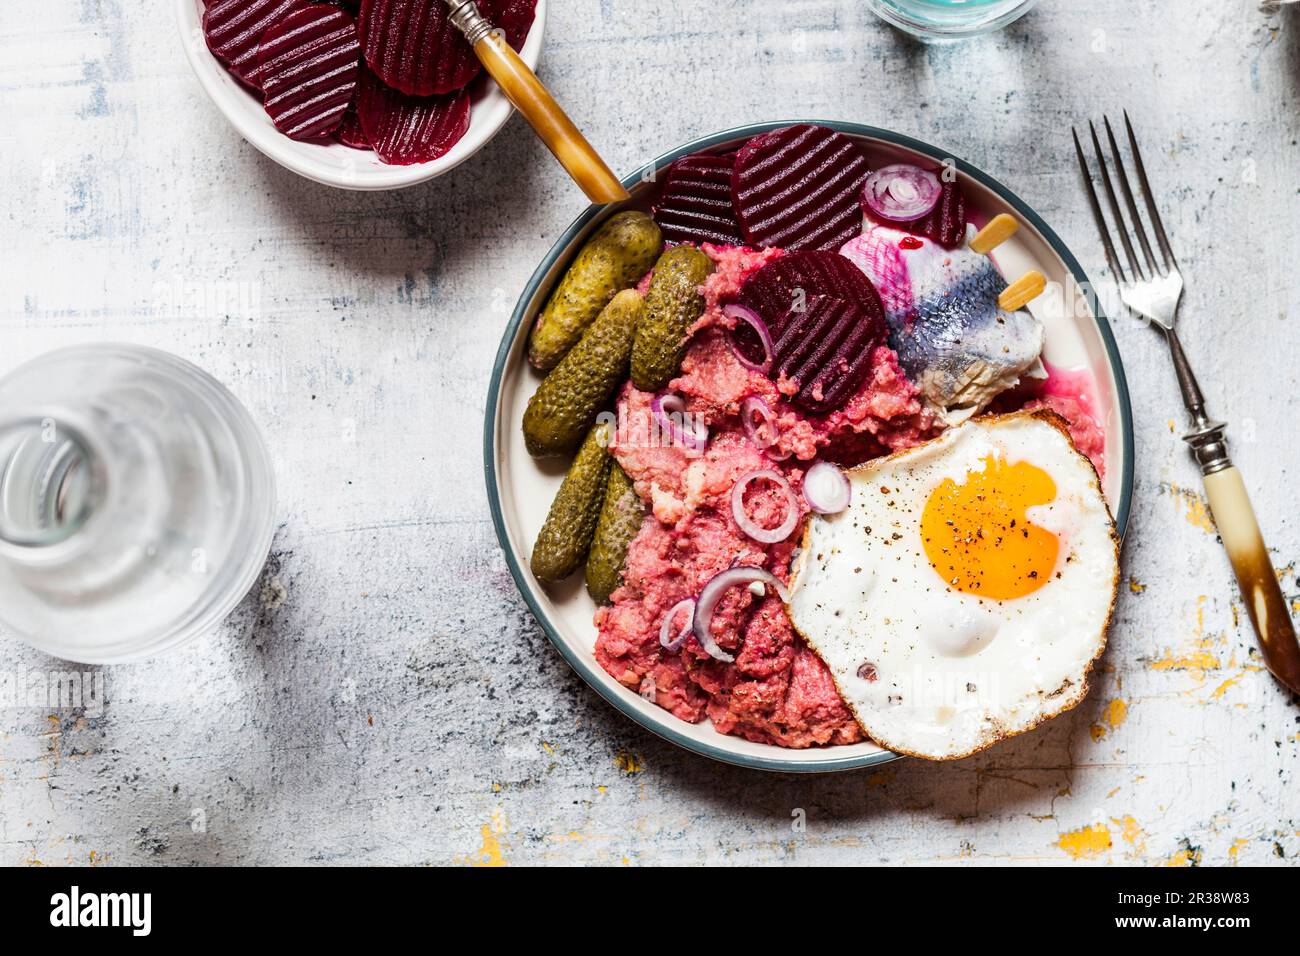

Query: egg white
786;411;1119;760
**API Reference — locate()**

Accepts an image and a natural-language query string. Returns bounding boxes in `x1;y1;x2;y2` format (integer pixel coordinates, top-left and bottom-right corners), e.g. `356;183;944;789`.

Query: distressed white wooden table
1;0;1297;866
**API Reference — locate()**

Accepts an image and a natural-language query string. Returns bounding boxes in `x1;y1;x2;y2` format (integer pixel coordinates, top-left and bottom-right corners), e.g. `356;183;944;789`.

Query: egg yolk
921;456;1059;600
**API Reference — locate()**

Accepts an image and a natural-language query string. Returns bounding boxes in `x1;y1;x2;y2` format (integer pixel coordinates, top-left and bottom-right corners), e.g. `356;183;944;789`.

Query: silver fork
1074;113;1300;696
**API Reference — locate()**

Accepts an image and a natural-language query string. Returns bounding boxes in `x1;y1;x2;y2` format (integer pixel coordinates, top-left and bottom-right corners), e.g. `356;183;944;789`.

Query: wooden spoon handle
1202;465;1300;694
472;30;629;204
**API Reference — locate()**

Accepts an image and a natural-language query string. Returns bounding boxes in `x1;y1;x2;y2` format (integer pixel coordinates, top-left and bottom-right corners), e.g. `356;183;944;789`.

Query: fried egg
786;411;1119;759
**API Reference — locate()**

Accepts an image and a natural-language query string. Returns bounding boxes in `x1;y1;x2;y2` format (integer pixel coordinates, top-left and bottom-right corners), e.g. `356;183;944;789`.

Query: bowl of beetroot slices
178;0;545;190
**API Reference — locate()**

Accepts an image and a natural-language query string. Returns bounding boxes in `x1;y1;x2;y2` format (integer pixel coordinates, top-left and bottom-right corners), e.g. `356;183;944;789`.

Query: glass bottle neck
0;415;102;548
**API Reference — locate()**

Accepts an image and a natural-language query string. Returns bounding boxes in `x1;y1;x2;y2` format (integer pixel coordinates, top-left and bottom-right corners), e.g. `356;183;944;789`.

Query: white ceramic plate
486;122;1134;772
176;0;547;190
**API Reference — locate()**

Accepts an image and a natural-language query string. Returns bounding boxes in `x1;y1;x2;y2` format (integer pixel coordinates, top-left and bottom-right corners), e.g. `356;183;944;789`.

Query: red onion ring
651;393;709;451
739;396;792;461
730;468;800;544
724;304;774;374
659;597;696;652
740;396;777;446
692;566;791;663
861;164;942;222
802;460;851;514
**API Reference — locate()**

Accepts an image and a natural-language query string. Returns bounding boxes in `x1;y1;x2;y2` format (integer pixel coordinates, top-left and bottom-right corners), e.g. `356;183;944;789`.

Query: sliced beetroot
652;153;743;246
355;68;469;165
736;249;879;325
204;0;313;90
731;249;883;370
335;101;369;148
358;0;469;96
730;124;872;251
257;5;361;141
491;0;540;49
358;0;537;97
903;176;967;248
770;294;887;414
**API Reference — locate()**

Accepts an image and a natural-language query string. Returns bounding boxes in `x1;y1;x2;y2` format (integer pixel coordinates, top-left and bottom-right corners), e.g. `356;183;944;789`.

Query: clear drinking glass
0;344;276;663
867;0;1041;40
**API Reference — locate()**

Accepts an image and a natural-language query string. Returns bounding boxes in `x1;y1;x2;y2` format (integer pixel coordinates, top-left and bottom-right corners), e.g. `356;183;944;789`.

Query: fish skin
840;224;1044;422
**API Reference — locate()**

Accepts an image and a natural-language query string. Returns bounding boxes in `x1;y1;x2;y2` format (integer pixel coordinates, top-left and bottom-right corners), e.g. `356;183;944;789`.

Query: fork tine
1072;127;1128;285
1123;110;1178;269
1088;121;1145;281
1104;115;1159;276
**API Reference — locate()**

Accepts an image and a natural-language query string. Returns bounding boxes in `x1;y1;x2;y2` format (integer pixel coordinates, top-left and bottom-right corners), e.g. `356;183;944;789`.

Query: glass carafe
0;345;276;663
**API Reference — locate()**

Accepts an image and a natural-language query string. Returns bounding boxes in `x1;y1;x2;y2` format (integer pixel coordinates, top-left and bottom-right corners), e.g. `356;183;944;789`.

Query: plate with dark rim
485;121;1133;773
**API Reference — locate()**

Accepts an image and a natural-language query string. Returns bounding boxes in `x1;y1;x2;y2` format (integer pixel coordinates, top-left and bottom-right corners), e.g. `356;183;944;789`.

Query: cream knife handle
472;33;629;204
1202;465;1300;694
444;1;628;204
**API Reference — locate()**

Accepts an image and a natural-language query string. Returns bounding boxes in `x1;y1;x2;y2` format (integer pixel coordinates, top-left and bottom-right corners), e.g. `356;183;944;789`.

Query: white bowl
176;0;547;190
486;122;1135;773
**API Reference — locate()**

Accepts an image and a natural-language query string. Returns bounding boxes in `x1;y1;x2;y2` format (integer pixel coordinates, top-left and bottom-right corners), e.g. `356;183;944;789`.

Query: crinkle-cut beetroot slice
257;5;361;141
358;0;536;97
204;0;314;90
770;294;887;415
355;69;469;165
894;177;966;248
335;100;369;148
652;153;743;246
731;124;872;251
730;249;882;367
359;0;470;96
491;0;539;48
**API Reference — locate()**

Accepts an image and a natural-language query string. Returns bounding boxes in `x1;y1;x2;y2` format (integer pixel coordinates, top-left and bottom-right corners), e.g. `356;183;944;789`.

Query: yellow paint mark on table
1056;823;1112;859
1228;838;1249;865
1090;698;1129;741
471;827;507;867
1128;577;1146;594
462;810;510;867
1151;639;1221;677
1152;599;1223;680
614;750;643;775
1207;661;1263;702
1212;673;1244;699
1164;483;1217;534
1112;815;1146;855
1163;844;1202;867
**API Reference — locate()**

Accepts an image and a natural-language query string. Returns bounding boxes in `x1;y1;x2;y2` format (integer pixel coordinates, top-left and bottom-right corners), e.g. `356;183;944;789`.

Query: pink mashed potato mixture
595;245;932;748
593;244;1108;749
